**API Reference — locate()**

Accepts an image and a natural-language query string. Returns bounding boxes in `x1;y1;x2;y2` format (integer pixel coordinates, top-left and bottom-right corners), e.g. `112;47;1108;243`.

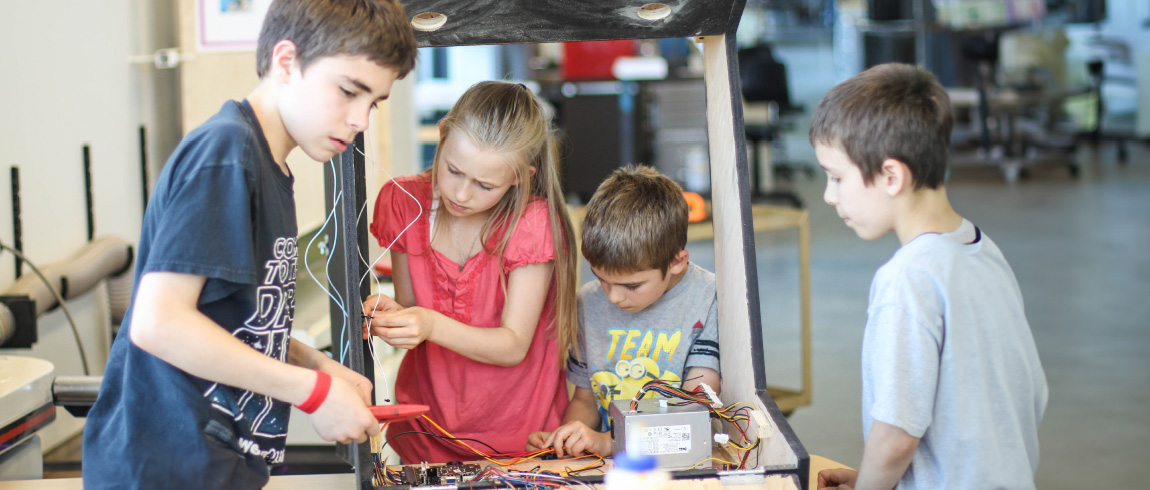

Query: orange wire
418;414;555;466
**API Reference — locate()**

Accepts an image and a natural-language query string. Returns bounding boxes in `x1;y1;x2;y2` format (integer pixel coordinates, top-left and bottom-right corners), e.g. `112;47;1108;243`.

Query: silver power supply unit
609;398;712;469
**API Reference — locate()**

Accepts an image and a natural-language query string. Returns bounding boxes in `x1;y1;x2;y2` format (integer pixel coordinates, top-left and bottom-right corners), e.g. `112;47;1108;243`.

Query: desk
808;455;853;490
569;204;812;414
5;454;849;490
948;86;1091;115
948;86;1089;181
693;205;812;414
0;474;356;490
569;203;808;254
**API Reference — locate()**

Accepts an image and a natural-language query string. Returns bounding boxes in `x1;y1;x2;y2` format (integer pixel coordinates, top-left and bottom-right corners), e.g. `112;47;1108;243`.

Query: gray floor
684;41;1149;489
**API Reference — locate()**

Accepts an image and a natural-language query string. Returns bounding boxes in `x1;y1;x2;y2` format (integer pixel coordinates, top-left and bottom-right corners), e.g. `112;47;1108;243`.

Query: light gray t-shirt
567;262;720;430
863;219;1048;490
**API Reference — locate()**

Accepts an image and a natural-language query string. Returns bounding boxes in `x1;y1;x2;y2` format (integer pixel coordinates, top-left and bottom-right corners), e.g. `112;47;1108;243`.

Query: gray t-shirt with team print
567;262;720;431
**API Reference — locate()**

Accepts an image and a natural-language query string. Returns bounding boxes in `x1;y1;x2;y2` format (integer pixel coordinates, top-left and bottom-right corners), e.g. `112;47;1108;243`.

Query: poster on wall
198;0;273;52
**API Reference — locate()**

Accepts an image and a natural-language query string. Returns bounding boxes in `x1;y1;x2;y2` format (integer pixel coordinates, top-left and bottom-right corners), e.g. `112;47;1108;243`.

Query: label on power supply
641;424;692;455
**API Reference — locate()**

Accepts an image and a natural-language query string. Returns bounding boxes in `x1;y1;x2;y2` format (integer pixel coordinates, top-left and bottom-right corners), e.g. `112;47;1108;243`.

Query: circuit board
393;462;483;486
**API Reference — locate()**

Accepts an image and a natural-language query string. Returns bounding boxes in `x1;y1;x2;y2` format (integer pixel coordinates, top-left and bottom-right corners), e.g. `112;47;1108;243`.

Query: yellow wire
728;439;757;451
717;404;754;416
687;456;740;470
562;453;605;475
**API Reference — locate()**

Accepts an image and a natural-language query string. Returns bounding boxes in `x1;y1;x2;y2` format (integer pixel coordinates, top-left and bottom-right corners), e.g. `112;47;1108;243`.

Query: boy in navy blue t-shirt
83;1;416;488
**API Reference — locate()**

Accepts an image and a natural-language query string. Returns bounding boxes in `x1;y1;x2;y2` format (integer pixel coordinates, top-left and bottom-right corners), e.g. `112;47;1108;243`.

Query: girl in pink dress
362;81;577;463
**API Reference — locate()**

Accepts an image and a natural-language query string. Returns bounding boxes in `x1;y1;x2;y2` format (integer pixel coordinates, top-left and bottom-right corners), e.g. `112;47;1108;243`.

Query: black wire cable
0;243;90;375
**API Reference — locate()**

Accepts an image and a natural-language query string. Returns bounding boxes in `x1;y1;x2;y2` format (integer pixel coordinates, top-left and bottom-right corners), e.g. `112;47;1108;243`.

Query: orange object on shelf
683;191;707;222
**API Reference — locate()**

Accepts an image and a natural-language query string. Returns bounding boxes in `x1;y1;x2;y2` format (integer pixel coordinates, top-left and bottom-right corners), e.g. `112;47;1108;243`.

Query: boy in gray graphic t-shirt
525;165;720;458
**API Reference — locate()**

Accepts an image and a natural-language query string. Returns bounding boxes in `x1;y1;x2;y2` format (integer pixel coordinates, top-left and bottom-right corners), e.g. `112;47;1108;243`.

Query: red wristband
295;370;331;414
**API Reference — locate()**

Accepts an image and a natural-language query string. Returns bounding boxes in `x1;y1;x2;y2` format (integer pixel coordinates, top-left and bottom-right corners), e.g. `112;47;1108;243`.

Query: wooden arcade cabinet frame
329;1;810;488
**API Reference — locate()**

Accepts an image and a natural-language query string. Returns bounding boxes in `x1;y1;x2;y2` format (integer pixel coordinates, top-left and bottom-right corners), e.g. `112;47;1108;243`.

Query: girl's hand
361;294;403;339
369;306;441;349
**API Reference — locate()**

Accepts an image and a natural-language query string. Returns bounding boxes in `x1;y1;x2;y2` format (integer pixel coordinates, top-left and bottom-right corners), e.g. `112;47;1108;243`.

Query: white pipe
4;236;133;316
0;236;133;346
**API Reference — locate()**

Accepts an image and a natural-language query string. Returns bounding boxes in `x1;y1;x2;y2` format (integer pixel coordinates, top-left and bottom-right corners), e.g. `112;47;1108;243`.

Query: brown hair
431;81;578;366
581;165;688;276
809;63;953;189
256;0;417;79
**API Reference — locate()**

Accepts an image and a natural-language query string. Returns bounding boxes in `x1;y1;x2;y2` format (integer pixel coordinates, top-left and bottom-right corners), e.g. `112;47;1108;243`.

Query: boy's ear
270;40;299;83
879;158;911;196
668;249;690;276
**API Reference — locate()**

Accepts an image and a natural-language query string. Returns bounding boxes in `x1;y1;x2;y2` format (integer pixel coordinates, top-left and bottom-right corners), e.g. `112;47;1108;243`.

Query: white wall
0;0;179;451
1063;0;1150;135
1094;1;1150;47
413;45;501;118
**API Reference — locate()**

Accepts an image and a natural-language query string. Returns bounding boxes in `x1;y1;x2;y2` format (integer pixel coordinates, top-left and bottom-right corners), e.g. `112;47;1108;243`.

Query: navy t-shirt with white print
84;100;297;489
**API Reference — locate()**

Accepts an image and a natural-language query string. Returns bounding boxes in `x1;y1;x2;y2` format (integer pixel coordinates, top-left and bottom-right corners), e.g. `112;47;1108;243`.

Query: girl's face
435;131;521;220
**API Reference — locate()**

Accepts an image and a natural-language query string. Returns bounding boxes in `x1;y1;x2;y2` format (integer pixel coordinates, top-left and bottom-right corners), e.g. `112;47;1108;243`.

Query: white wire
354;136;422;404
298;131;422;402
353;141;388;397
323;157;354;363
303;157;350;361
355;140;423;280
352;140;385;394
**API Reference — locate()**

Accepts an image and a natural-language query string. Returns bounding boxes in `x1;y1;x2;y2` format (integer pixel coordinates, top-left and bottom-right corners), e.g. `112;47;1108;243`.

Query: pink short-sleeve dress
370;173;568;463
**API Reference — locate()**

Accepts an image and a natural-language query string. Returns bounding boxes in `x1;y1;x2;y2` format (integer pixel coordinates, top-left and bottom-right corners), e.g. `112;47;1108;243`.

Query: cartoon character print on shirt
588;327;686;423
203;236;297;462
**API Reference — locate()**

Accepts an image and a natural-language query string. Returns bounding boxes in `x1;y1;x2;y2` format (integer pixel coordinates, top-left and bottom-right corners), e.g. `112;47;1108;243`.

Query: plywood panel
702;33;800;470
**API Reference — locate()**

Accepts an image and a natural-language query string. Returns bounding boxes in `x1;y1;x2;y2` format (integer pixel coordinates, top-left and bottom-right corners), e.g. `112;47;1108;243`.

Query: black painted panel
398;0;744;46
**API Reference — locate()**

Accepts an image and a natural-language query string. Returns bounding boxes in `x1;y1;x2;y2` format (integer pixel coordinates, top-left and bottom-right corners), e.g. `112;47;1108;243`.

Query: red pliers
369;404;429;423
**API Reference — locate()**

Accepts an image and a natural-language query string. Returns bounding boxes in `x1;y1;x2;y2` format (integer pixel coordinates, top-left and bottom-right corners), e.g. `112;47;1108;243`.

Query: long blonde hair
430;81;577;367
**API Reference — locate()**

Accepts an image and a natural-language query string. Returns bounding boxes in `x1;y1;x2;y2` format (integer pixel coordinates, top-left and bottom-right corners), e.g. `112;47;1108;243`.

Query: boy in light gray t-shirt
865;219;1047;489
525;165;721;458
810;64;1047;490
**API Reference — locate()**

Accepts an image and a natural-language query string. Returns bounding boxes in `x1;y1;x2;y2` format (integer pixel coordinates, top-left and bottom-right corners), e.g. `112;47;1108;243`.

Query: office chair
955;32;1080;181
738;44;807;208
1086;57;1137;164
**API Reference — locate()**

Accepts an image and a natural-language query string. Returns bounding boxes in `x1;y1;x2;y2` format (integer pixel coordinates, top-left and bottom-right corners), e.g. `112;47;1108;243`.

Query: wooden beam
397;0;745;46
703;33;808;474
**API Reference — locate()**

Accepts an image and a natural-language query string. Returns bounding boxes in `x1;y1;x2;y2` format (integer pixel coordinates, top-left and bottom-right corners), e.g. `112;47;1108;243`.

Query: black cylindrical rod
83;144;95;241
10;166;22;278
138;126;150;212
